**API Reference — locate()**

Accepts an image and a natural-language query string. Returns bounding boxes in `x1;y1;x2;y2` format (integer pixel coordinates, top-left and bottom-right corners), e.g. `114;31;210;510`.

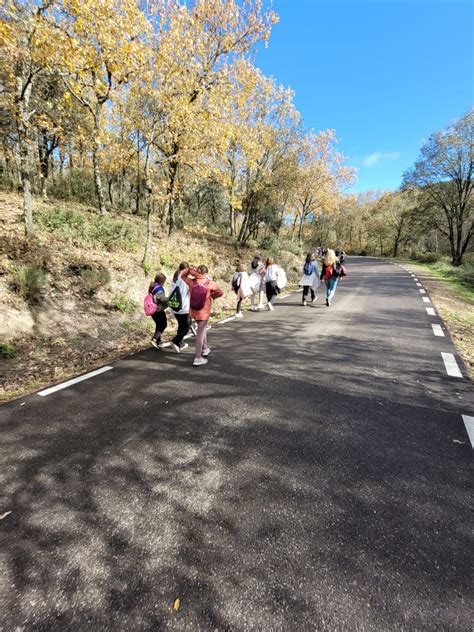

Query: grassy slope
1;192;302;402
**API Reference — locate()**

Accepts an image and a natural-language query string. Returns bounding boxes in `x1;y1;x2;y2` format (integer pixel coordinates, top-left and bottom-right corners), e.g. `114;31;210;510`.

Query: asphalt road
1;257;473;631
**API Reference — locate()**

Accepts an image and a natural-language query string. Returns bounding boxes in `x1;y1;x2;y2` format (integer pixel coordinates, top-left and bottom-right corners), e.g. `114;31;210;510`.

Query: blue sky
255;0;473;193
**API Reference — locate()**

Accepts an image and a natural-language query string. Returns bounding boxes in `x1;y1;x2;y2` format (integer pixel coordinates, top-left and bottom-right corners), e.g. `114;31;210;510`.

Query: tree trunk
38;132;49;200
167;159;178;236
229;203;235;236
142;201;153;267
298;212;305;243
92;147;107;215
92;105;106;215
16;76;34;237
108;178;114;206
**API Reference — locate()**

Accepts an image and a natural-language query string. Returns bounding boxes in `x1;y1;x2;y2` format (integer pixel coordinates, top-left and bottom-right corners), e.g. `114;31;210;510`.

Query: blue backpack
303;262;314;275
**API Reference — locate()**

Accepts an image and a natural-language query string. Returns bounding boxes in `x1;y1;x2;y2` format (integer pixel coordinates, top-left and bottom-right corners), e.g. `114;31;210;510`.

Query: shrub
78;267;111;296
12;264;46;301
47;169;97;205
457;263;474;287
0;342;18;359
113;292;137;315
36;205;140;252
160;253;172;268
410;251;441;263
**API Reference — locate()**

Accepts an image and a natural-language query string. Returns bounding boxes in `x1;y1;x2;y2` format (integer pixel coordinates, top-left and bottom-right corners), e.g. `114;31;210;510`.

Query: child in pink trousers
182;265;223;366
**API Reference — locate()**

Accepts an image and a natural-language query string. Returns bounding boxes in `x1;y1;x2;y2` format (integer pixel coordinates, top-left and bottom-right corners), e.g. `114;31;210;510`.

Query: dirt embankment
1;192;302;401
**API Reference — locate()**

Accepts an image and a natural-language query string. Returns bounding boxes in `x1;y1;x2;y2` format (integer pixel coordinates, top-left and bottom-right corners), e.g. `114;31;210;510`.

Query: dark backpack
168;285;182;312
232;273;242;293
303;262;314;276
190;280;210;310
332;261;347;278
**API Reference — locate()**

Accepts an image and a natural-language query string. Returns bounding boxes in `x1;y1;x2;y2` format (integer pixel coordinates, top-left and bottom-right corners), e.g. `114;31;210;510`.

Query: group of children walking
145;249;346;367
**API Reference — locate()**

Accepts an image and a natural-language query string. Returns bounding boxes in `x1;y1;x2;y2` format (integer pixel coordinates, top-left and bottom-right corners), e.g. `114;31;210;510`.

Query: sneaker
250;306;257;311
206;325;212;330
267;302;274;311
257;304;265;310
235;312;243;319
180;343;189;351
193;357;208;366
171;342;180;353
312;296;318;303
202;348;211;357
326;298;330;307
151;338;160;349
302;300;307;307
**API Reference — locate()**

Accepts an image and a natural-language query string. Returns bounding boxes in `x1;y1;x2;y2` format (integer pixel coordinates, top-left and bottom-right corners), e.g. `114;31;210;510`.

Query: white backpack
276;266;287;290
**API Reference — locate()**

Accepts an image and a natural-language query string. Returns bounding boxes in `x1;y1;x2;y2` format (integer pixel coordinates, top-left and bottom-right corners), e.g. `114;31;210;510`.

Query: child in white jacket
231;263;252;318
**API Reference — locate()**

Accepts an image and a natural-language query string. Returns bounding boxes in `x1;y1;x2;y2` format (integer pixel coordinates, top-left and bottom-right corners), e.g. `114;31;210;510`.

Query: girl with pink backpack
145;272;168;348
182;265;223;366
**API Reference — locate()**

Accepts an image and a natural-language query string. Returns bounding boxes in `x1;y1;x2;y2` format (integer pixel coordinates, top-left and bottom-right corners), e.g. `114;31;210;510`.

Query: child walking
232;263;252;318
148;273;168;348
299;252;320;306
182;265;223;366
168;262;191;353
248;254;266;310
264;257;279;311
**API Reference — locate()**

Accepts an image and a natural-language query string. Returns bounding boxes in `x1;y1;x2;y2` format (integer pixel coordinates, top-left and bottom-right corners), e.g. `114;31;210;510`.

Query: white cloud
362;151;400;167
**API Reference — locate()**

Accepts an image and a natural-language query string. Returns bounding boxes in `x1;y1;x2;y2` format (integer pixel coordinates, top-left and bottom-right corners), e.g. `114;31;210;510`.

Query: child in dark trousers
149;272;167;348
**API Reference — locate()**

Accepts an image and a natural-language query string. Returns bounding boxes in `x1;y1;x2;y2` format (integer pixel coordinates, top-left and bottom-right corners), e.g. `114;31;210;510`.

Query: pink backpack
144;293;157;316
190;280;210;311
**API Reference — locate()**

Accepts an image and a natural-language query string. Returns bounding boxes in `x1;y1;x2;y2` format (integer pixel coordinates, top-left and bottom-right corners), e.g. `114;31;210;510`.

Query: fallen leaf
0;511;12;520
172;598;180;611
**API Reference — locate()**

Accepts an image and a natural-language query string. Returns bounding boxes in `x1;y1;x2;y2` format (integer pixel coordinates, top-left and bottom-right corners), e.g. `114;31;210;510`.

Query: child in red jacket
182;265;223;366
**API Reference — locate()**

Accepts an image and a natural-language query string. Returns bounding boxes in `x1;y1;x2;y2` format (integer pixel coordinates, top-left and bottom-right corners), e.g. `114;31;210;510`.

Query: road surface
1;257;473;631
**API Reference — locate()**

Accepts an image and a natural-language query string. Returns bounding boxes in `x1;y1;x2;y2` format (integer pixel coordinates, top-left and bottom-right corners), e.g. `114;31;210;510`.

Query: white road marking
416;282;422;286
413;277;418;280
419;289;426;294
432;324;445;337
38;366;114;397
219;316;236;325
422;297;431;303
426;307;435;316
441;353;463;378
461;415;474;449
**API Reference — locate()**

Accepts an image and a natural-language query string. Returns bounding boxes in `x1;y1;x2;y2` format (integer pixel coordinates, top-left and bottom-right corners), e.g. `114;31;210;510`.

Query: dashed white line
462;415;474;448
432;324;445;337
419;289;426;294
426;307;435;316
219;316;236;325
422;297;431;303
416;282;422;286
38;366;114;397
441;352;463;378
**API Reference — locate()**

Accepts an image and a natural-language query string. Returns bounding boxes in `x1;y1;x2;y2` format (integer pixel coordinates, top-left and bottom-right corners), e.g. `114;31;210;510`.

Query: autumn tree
403;110;473;266
1;0;53;235
142;0;277;237
41;0;151;215
293;130;356;242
